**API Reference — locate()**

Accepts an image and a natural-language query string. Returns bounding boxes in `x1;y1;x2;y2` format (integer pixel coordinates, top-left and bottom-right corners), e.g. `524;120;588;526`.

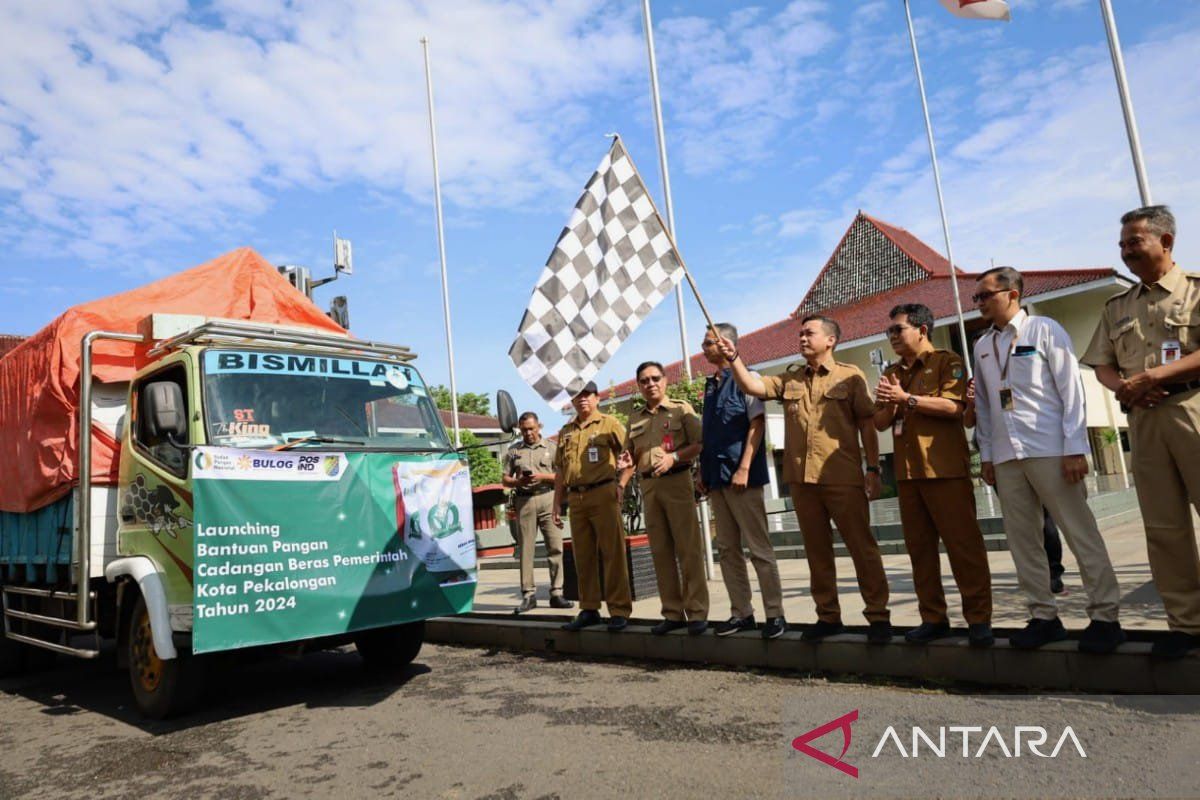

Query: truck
0;248;517;717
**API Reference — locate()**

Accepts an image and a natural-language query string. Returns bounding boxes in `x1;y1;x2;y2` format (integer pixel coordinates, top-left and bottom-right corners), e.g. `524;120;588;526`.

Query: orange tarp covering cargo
0;247;345;514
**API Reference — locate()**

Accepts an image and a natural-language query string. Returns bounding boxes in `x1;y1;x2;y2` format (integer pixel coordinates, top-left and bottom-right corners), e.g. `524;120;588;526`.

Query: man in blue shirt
698;323;787;640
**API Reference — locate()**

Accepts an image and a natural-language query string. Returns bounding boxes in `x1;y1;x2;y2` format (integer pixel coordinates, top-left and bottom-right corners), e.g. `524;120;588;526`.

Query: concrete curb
426;615;1200;693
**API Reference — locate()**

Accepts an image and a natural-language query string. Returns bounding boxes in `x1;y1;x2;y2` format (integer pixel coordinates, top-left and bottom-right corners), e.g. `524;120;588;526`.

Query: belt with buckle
1119;378;1200;413
567;478;614;494
514;486;552;497
1163;380;1200;396
640;462;692;480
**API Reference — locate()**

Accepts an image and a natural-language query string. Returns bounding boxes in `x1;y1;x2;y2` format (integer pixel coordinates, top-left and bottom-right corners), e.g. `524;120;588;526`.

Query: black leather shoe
968;623;995;648
715;616;756;637
904;621;952;644
687;620;708;636
801;620;845;641
561;610;603;631
651;619;687;636
1078;620;1125;654
1009;617;1068;650
513;595;537;615
549;595;574;610
867;621;893;644
1151;631;1198;660
761;617;787;640
1050;577;1066;595
607;616;629;632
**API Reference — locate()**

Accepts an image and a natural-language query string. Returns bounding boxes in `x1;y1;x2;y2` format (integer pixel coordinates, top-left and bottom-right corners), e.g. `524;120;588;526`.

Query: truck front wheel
354;621;424;671
127;594;204;718
0;631;27;678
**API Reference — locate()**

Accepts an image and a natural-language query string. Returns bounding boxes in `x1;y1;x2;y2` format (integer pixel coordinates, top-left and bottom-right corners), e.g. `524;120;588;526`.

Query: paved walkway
472;510;1182;631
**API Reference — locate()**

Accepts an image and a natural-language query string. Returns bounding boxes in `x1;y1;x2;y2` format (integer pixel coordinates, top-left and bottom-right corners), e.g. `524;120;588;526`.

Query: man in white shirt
973;267;1125;653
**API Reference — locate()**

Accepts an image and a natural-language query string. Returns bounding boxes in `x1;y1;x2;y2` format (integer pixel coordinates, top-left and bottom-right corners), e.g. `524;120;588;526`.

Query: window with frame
132;363;189;476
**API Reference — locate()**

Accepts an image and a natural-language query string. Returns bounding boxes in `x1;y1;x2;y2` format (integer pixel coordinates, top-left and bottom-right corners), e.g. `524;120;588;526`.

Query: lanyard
991;327;1018;383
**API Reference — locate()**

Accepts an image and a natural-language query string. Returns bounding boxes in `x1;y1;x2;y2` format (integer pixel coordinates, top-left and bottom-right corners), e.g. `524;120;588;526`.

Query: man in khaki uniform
873;303;994;647
504;411;573;614
721;315;891;643
554;381;634;632
1082;205;1200;659
625;361;709;635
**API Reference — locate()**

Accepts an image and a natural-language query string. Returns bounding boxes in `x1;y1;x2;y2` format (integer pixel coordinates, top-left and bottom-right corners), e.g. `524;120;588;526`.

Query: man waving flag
939;0;1011;21
508;136;686;409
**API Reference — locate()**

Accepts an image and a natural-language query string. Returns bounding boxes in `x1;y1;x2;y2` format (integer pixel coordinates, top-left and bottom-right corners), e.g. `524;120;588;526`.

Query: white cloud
847;26;1200;272
0;0;645;264
654;1;839;175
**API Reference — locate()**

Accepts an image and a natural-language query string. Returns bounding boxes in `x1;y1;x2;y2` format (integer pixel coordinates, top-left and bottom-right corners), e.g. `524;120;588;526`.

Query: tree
459;430;502;488
429;385;491;416
666;376;706;413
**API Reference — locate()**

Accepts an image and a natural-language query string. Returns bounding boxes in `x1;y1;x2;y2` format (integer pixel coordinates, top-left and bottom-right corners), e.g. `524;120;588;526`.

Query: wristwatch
905;395;919;410
865;465;881;475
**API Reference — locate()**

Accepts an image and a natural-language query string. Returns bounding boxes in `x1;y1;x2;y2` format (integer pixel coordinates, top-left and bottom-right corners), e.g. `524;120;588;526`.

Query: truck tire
0;632;27;678
354;621;424;671
127;594;205;719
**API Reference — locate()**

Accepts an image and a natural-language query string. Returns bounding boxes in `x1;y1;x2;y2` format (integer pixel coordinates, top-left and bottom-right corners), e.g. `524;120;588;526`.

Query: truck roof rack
146;320;417;362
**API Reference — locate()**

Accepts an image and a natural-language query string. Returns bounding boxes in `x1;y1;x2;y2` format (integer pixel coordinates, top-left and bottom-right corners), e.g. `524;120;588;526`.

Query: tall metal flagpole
1098;0;1153;205
641;0;692;381
903;0;972;377
641;0;713;578
420;36;461;447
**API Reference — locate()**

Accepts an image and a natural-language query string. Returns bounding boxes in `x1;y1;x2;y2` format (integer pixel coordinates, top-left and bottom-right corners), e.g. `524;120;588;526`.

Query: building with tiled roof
603;211;1134;495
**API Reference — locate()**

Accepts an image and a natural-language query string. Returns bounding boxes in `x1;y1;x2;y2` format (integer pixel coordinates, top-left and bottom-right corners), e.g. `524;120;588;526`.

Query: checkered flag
508;137;685;409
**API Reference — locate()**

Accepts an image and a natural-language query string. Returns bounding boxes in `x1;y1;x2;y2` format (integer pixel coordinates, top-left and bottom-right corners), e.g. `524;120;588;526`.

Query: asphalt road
2;643;1198;799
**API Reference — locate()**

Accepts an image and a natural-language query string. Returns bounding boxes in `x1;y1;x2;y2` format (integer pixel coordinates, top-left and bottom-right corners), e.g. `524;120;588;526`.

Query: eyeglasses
971;288;1008;303
886;324;916;338
637;375;663;385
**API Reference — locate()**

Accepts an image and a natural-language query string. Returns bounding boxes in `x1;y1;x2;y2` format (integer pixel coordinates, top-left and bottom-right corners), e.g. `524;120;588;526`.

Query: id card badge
586;446;599;464
1163;339;1182;364
892;416;904;438
999;388;1014;412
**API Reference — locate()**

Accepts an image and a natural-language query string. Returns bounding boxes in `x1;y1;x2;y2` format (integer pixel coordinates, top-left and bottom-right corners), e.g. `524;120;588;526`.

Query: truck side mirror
496;390;518;434
143;381;188;443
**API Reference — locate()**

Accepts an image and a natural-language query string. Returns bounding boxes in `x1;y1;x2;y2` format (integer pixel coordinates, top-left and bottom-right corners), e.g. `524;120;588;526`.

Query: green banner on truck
191;447;476;654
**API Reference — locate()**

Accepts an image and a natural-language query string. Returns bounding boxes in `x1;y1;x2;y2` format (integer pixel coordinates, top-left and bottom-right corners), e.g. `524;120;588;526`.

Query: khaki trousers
790;483;890;624
642;470;709;621
567;483;632;618
711;485;784;619
1130;396;1200;633
994;457;1120;622
514;491;563;597
897;478;993;625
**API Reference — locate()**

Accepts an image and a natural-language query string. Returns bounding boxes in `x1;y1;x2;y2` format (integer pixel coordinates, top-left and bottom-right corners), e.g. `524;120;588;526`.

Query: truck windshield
201;349;452;451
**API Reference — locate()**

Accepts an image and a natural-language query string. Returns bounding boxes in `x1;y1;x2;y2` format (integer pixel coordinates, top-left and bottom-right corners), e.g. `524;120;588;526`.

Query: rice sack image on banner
393;458;477;583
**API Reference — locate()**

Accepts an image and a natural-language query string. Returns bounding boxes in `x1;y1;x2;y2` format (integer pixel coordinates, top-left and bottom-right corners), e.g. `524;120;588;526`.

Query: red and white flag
939;0;1011;21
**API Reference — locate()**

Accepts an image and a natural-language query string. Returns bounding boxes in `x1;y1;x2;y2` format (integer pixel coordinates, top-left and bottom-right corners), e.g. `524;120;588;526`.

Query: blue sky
3;0;1198;420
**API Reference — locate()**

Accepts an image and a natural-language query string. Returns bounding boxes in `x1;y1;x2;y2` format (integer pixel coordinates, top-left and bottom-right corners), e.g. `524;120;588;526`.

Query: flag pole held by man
508;136;721;632
508;135;717;411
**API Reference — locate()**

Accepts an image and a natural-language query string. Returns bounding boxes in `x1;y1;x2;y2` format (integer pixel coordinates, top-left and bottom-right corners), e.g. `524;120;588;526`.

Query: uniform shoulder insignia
1106;284;1136;303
